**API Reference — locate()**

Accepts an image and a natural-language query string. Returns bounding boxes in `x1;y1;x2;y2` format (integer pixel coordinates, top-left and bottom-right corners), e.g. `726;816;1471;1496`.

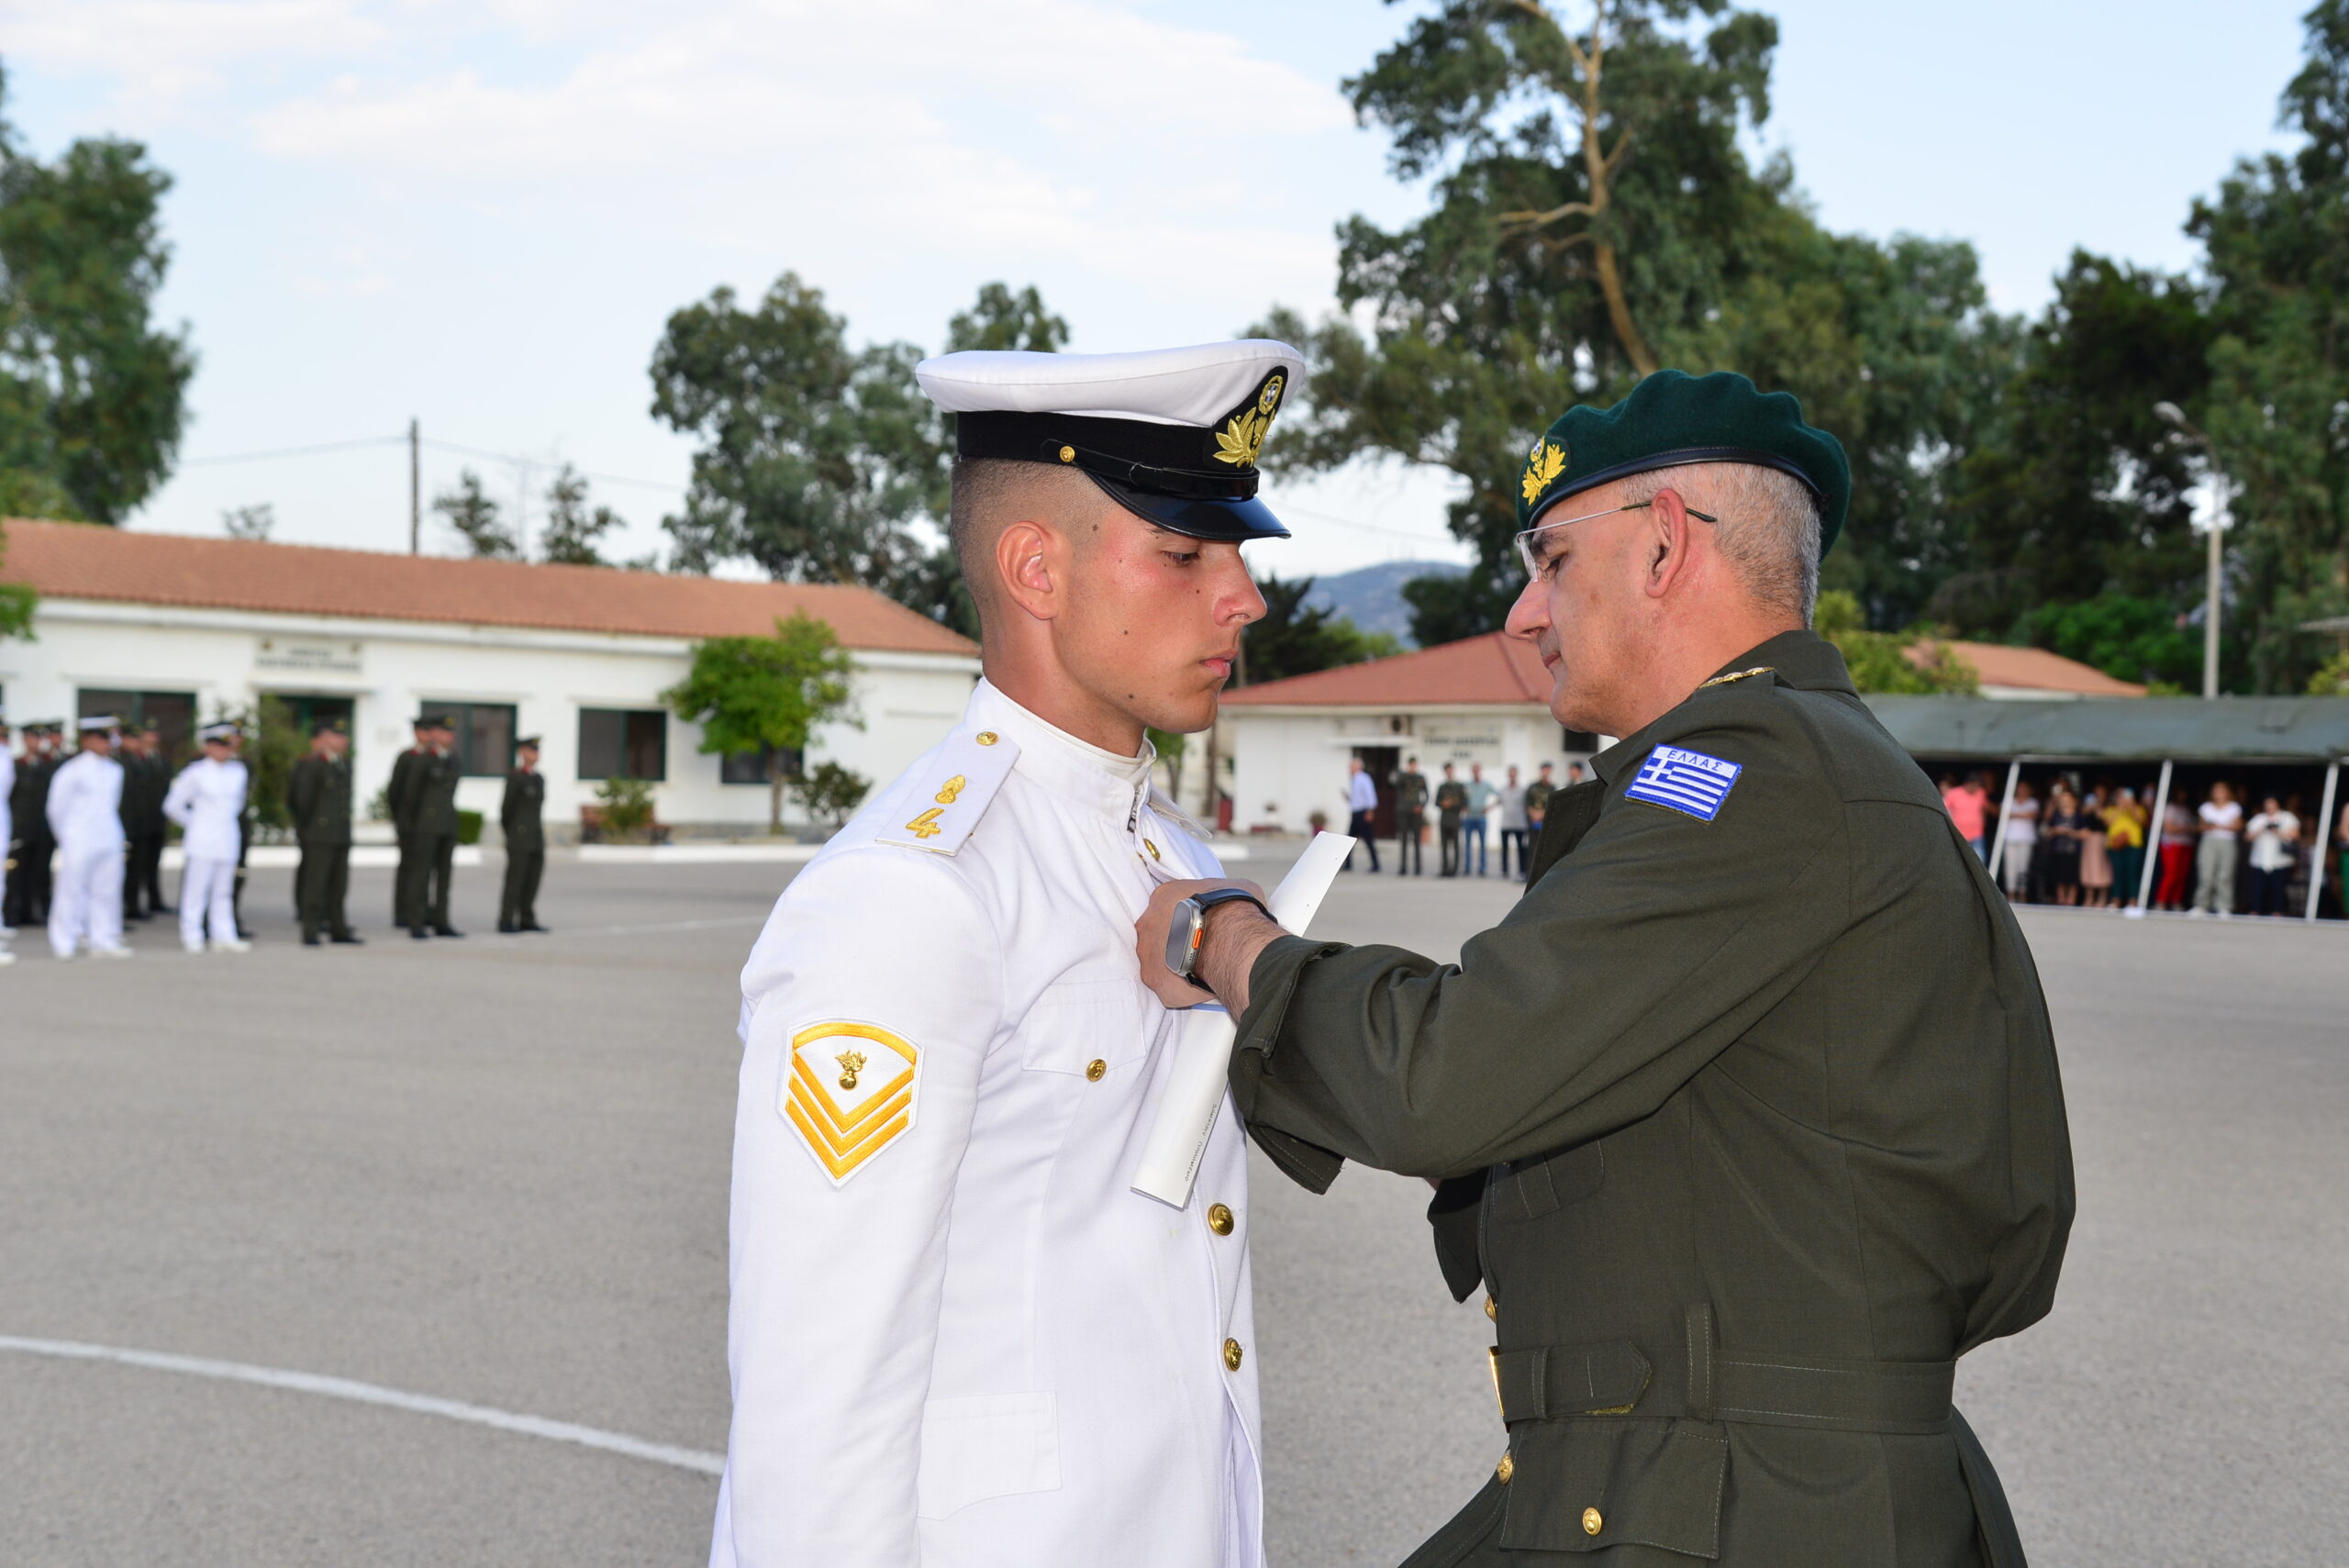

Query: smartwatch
1163;886;1271;992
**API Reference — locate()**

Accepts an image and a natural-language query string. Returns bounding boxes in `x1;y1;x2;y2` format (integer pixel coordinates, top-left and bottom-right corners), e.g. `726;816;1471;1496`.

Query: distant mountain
1296;559;1468;648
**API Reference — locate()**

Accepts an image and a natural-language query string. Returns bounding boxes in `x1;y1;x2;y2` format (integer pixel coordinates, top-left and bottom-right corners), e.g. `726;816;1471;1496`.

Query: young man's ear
995;518;1061;623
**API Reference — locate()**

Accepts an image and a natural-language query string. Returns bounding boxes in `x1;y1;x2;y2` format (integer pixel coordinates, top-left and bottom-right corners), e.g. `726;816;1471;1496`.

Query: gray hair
1620;462;1821;624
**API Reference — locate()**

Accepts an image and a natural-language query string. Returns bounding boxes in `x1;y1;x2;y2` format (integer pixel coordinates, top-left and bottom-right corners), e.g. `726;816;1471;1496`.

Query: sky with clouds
0;0;2314;578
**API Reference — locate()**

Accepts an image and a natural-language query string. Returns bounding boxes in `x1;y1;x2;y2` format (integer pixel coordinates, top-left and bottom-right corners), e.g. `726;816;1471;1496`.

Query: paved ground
1;850;2343;1564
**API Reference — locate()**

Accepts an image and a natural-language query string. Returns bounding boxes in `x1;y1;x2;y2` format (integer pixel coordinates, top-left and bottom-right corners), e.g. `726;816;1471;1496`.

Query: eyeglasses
1513;497;1720;582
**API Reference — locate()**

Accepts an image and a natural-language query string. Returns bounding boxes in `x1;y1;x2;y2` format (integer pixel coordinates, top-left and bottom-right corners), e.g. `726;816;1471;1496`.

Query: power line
183;435;406;466
181;430;689;495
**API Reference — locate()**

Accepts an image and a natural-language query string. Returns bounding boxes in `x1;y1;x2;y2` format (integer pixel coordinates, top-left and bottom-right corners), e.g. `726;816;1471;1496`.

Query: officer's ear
995;517;1064;624
1642;487;1698;601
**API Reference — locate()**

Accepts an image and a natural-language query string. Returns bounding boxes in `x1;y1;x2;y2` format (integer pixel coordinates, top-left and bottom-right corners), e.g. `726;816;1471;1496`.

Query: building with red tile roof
0;519;978;836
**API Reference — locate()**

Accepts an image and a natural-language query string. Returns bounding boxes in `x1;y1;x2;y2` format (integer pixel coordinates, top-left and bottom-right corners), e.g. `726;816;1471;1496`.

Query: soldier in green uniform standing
391;714;463;940
497;736;547;934
1433;763;1467;877
1393;755;1429;876
1141;372;2073;1568
118;722;172;921
386;717;433;933
287;719;361;946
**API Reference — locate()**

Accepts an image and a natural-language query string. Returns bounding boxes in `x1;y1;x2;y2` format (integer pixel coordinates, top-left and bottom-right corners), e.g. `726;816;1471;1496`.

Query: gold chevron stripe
786;1098;913;1182
787;1079;915;1160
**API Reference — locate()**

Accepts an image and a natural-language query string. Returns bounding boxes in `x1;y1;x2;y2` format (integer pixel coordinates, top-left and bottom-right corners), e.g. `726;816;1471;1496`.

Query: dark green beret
1516;370;1851;556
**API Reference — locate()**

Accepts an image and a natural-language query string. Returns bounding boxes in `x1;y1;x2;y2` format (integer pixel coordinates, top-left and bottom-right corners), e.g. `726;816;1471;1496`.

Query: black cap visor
1086;471;1290;541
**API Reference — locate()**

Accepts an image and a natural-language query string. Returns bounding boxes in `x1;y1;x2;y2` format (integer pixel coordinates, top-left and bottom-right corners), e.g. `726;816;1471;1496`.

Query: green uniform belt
1493;1306;1955;1437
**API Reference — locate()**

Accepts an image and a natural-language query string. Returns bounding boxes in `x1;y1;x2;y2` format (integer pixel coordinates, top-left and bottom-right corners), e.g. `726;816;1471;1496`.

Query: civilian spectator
1941;772;1991;862
2077;788;2114;908
2000;780;2040;901
1497;764;1528;879
2244;795;2300;917
2155;796;2198;910
2192;783;2243;917
1341;756;1380;873
2042;785;2085;906
1462;763;1496;876
2103;786;2147;908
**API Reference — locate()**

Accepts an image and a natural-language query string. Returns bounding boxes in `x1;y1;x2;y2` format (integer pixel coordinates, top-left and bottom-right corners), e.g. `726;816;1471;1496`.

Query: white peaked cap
79;715;120;732
916;339;1306;542
915;339;1305;426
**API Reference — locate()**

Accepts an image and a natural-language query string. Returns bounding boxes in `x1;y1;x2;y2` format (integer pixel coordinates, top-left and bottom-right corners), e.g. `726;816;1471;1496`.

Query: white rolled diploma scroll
1131;831;1358;1207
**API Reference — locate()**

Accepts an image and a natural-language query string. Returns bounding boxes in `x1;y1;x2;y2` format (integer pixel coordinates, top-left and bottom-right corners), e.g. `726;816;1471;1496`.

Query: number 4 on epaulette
877;733;1019;855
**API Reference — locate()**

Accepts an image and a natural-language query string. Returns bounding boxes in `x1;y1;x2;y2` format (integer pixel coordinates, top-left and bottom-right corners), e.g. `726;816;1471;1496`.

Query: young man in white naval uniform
715;340;1304;1568
164;724;251;954
45;717;133;960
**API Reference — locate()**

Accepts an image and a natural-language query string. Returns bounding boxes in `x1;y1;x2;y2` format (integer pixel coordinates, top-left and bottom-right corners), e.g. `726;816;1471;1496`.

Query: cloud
226;0;1353;306
0;0;383;105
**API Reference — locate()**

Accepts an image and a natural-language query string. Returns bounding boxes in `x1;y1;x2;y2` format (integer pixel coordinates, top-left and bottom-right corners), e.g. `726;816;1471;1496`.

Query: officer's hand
1135;877;1267;1009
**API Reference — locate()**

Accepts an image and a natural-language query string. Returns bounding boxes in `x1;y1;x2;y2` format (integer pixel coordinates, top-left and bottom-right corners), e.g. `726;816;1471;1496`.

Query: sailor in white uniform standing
715;340;1305;1568
164;723;251;954
46;716;133;960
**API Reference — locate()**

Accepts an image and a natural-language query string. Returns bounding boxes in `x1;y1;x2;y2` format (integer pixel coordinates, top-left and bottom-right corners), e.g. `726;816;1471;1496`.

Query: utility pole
408;418;420;556
2154;402;2226;698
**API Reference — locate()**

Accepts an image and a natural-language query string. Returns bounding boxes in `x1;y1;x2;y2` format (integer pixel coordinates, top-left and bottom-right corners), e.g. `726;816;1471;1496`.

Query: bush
456;809;484;846
788;761;869;833
2014;595;2201;688
595;777;658;839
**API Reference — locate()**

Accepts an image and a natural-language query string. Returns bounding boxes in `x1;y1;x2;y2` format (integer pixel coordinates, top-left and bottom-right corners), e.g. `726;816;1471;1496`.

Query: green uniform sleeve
1231;697;1848;1181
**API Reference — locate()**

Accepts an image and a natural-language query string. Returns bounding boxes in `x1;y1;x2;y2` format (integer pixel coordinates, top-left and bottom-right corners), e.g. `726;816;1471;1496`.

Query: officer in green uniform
391;714;464;939
118;721;172;920
287;719;361;945
1434;764;1467;877
497;736;547;934
386;717;433;933
1141;372;2074;1568
1393;756;1429;876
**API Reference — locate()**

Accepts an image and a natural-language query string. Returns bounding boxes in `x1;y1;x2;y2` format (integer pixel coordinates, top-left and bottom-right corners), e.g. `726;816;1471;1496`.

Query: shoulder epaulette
873;726;1020;856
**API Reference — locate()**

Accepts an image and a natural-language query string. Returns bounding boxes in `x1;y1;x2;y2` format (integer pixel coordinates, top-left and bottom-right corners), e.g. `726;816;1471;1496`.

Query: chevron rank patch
783;1020;921;1185
1624;744;1742;822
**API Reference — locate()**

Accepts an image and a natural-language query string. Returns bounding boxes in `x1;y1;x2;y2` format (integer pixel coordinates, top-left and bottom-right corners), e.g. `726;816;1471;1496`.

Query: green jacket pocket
1499;1418;1728;1559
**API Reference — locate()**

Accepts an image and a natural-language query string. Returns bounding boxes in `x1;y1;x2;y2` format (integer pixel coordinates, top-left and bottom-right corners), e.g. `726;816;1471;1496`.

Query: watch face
1163;898;1204;980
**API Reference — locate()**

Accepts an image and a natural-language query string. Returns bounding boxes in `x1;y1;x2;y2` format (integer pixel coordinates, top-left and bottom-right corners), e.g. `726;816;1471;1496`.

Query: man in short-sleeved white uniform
46;717;131;960
164;725;251;953
715;340;1304;1568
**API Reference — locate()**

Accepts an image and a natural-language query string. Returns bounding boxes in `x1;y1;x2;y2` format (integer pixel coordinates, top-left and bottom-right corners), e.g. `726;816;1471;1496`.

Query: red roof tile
1911;639;2145;697
1223;632;1552;706
2;517;976;656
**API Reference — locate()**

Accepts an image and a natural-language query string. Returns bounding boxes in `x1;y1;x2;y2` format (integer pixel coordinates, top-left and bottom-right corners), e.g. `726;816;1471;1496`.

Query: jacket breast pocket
916;1391;1061;1519
1489;1140;1605;1223
1021;973;1153;1078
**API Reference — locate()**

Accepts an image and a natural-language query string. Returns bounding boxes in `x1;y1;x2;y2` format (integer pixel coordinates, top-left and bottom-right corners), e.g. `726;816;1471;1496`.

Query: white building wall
1226;706;1575;835
0;599;978;836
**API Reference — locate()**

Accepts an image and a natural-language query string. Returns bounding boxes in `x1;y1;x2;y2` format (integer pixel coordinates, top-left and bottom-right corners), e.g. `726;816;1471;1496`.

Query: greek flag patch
1625;744;1742;821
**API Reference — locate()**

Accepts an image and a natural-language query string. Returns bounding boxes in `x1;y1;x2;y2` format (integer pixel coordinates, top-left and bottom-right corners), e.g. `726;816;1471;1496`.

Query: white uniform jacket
46;751;125;851
163;757;247;862
714;681;1262;1568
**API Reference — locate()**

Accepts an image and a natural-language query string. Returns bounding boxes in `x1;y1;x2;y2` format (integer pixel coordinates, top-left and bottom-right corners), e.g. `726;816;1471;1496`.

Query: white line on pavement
0;1335;724;1477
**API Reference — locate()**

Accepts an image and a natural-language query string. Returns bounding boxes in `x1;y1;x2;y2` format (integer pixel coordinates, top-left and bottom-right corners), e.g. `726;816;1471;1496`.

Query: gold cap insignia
1521;441;1566;506
785;1021;920;1184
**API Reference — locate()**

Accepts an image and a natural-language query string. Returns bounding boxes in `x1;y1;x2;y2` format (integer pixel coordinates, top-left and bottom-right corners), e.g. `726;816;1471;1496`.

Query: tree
0;520;33;639
433;469;517;558
1241;573;1401;682
649;277;1067;639
651;272;941;590
540;464;621;566
1935;254;2212;636
662;609;861;833
222;503;273;541
2187;0;2349;691
0;67;195;524
1812;590;1976;695
1256;2;2015;638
